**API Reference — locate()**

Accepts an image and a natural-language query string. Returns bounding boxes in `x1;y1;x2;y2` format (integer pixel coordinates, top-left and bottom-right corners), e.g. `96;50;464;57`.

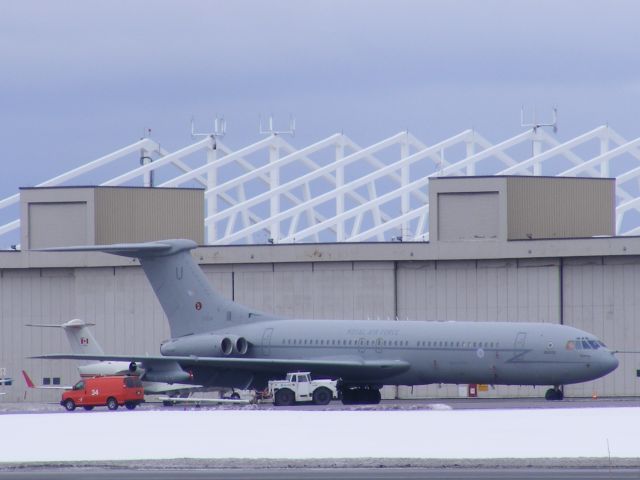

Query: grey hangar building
1;175;638;402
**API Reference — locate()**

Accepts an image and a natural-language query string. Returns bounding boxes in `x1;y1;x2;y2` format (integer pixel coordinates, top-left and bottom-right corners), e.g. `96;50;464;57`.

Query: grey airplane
35;239;619;404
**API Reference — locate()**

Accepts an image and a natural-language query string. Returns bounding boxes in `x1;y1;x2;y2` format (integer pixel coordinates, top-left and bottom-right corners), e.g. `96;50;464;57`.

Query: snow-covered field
1;406;638;463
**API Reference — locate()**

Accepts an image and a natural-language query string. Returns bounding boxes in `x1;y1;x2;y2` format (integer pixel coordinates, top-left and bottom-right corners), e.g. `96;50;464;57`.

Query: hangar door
437;192;499;241
28;202;88;249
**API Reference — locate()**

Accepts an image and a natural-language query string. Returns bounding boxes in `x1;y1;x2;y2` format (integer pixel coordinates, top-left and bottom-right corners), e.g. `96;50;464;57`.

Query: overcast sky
1;0;639;200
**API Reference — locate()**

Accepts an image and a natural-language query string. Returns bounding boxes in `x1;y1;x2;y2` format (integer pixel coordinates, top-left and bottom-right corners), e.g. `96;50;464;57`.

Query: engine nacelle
230;335;249;355
143;365;193;384
160;333;248;357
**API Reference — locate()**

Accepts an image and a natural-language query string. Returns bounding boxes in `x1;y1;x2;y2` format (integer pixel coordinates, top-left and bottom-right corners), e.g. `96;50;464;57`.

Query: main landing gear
545;386;564;401
339;385;382;405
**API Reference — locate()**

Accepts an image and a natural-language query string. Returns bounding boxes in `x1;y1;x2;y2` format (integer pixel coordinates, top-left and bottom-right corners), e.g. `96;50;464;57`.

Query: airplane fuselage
186;319;618;390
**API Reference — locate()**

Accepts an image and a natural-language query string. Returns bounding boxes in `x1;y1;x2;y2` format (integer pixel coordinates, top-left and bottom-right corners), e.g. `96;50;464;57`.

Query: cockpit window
569;337;605;350
588;340;600;349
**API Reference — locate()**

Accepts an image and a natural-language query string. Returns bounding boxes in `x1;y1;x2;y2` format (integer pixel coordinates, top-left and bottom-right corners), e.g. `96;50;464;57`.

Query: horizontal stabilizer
22;370;71;390
39;239;197;258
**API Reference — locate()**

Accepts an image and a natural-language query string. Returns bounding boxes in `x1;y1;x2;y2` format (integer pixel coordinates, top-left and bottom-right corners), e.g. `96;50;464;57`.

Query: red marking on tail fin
21;370;35;388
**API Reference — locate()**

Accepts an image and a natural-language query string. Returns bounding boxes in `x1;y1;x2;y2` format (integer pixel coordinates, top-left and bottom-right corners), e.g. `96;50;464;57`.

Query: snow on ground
1;407;638;463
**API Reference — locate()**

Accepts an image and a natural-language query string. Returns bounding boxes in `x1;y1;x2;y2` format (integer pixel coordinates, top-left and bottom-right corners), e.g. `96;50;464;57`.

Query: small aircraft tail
41;239;278;338
22;370;35;388
22;370;71;390
27;319;104;355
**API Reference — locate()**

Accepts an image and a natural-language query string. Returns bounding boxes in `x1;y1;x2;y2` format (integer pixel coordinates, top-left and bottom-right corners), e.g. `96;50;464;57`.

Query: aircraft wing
22;370;72;390
32;354;410;379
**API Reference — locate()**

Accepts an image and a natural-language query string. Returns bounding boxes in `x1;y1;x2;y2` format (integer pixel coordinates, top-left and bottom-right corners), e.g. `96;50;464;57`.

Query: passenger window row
416;340;498;349
280;338;499;349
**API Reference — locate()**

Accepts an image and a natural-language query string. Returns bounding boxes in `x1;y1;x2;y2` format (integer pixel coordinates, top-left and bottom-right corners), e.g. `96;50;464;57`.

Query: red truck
61;376;144;411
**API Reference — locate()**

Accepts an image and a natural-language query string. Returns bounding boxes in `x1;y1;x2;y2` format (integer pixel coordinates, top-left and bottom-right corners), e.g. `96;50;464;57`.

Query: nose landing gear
545;386;564;401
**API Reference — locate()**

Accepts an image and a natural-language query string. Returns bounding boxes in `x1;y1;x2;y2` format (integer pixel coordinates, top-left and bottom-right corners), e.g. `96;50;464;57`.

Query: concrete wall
2;244;639;403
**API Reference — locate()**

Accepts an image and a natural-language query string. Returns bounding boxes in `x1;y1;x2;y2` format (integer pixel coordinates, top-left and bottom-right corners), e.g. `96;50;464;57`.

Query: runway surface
2;396;640;415
1;468;640;480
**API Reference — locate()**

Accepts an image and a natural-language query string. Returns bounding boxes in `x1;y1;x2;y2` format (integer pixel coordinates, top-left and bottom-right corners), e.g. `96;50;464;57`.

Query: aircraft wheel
312;387;332;406
64;399;76;411
83;406;94;411
369;389;382;404
545;388;563;401
106;397;119;410
125;402;137;410
162;400;175;407
230;392;241;400
340;388;355;405
274;388;295;406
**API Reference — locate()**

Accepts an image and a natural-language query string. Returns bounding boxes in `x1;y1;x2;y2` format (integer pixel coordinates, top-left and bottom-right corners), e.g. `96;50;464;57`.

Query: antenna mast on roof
521;106;558;134
191;116;226;141
259;114;296;136
521;106;558;174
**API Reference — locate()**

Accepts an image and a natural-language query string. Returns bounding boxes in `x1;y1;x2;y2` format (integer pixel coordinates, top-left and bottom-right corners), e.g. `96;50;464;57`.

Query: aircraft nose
599;352;619;375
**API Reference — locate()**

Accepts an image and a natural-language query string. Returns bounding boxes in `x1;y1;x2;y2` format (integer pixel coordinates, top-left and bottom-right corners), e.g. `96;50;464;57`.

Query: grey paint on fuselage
37;239;618;393
197;319;617;387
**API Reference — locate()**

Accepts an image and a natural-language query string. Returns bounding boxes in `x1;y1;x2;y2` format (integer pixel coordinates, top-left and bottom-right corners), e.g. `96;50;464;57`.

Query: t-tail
26;319;104;355
41;239;279;338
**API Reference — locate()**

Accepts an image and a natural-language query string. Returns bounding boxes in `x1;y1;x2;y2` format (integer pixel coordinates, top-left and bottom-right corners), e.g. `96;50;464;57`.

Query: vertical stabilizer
61;319;104;355
137;241;277;337
42;239;279;338
26;319;104;355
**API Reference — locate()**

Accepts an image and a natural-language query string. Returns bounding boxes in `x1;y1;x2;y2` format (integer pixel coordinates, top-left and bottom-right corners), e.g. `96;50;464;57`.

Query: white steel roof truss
211;132;478;244
6;125;640;246
281;175;431;243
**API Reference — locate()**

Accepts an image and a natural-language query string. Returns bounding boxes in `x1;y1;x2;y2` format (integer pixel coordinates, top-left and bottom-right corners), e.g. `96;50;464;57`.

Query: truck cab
268;372;337;406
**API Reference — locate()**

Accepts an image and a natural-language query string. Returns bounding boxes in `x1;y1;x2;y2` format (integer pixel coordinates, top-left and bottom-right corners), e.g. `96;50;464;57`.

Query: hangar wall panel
95;187;204;245
2;248;639;402
563;257;640;397
506;177;615;240
271;263;314;319
1;269;77;403
396;259;560;398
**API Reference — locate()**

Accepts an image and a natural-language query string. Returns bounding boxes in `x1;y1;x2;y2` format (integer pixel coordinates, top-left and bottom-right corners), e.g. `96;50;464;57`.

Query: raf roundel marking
195;301;203;311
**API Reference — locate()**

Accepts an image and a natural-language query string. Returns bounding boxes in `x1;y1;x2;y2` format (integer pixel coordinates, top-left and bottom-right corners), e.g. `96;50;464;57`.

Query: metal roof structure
2;125;640;246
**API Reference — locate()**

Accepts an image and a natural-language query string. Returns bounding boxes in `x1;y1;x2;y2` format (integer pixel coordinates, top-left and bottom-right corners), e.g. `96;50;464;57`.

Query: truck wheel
83;406;94;411
125;402;137;410
312;387;332;406
106;397;118;410
274;388;295;406
64;399;76;411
